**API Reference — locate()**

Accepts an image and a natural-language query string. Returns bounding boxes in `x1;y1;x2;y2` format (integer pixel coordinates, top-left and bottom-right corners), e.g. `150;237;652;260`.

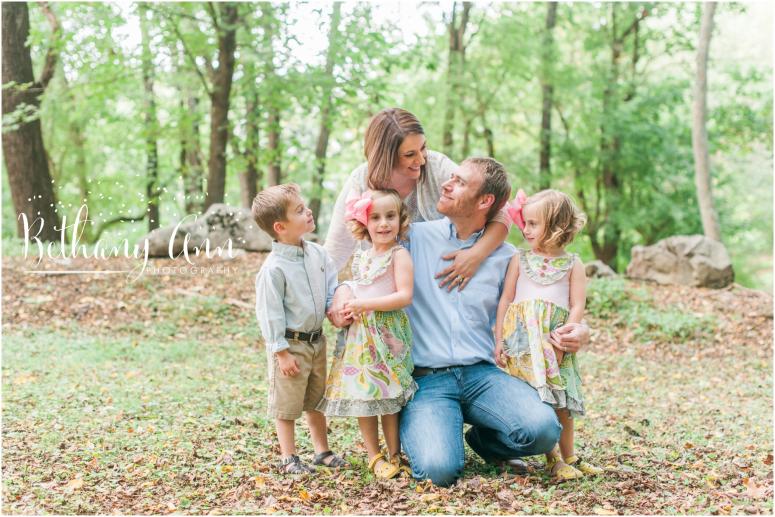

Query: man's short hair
251;183;301;239
463;157;512;220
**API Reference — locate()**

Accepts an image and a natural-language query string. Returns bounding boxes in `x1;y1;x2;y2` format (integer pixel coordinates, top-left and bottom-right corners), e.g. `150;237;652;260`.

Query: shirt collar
446;217;485;247
272;239;305;260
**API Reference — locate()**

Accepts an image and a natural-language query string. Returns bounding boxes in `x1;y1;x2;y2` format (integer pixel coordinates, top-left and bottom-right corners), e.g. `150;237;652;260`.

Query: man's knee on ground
513;407;562;454
411;451;463;488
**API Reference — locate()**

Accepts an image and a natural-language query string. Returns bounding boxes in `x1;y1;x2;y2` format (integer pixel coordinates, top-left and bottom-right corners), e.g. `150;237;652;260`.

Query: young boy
252;184;347;473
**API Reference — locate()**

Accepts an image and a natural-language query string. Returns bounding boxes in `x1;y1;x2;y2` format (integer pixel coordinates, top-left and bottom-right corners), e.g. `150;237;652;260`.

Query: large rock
140;204;273;257
585;260;617;279
626;235;734;288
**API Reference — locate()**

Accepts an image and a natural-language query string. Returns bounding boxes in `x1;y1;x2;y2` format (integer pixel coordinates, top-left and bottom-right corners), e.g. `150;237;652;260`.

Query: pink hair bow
506;189;528;230
344;191;373;226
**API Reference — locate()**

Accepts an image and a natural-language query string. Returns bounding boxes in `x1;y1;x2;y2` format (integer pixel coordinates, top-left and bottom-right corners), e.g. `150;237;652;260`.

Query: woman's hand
435;247;486;292
548;322;590;353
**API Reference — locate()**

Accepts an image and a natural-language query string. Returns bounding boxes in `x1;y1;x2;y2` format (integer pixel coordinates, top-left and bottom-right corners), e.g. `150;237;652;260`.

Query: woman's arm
343;249;413;316
494;253;520;367
323;172;362;272
437;220;509;291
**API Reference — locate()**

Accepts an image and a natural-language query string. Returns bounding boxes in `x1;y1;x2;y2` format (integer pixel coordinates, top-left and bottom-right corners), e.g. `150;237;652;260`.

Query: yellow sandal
389;454;412;477
368;452;400;479
565;455;603;476
546;455;583;482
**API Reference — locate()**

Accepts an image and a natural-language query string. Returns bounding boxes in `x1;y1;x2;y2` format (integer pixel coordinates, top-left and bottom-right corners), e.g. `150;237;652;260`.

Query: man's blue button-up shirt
405;217;515;368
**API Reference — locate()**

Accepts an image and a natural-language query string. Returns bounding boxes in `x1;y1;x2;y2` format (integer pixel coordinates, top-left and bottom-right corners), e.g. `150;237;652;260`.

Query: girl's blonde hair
524;189;587;250
364;108;426;189
349;189;410;242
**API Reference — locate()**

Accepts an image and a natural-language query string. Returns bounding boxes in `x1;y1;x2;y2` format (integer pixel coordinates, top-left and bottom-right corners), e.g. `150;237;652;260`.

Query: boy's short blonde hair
349;189;410;242
251;183;301;239
525;189;587;250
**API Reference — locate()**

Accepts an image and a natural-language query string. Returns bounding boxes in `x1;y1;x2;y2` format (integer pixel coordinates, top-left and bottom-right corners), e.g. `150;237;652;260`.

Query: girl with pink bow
496;189;602;481
318;189;416;480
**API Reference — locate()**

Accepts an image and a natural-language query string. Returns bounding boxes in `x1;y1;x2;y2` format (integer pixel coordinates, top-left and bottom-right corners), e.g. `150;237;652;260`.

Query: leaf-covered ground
2;253;773;514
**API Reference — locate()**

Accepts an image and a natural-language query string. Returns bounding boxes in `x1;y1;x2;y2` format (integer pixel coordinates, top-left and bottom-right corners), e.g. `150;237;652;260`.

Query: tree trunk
180;95;205;214
1;2;61;241
442;2;471;158
539;2;558;189
266;109;281;186
204;2;239;209
140;4;160;231
239;86;261;209
309;2;342;220
692;2;721;241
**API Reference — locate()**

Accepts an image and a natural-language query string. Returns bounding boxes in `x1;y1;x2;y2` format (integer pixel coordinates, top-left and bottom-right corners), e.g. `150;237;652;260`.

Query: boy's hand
494;341;507;368
276;350;300;377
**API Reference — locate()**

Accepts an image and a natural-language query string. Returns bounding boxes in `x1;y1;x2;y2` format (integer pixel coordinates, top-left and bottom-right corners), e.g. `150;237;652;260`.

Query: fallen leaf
763;454;773;466
743;478;769;499
419;493;440;502
592;506;618;515
221;465;233;473
64;477;84;492
298;488;310;501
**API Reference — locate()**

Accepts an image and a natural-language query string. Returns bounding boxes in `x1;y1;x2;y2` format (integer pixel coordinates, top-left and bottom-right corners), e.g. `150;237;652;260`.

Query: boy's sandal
368;452;400;479
279;454;315;474
546;456;583;482
313;450;348;468
565;455;603;476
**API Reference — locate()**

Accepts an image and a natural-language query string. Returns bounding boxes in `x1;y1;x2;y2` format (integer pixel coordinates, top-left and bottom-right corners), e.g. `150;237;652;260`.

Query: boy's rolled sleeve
256;267;289;354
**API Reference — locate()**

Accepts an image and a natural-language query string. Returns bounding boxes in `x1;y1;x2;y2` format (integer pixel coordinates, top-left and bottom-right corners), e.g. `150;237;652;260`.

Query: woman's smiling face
393;133;427;181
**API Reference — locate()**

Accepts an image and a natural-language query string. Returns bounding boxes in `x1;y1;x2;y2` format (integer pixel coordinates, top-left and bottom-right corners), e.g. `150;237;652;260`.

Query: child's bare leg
305;410;330;454
357;416;381;460
276;418;296;457
556;409;575;459
381;413;400;458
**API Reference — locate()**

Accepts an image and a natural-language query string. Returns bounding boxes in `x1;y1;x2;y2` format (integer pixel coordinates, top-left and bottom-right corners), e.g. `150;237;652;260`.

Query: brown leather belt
285;329;322;344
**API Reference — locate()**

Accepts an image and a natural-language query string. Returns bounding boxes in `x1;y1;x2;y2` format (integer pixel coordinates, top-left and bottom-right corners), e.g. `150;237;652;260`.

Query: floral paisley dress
317;245;417;417
503;249;585;417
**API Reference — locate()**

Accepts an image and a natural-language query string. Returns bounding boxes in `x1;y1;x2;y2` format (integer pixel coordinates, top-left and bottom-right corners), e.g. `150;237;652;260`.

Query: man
330;157;589;486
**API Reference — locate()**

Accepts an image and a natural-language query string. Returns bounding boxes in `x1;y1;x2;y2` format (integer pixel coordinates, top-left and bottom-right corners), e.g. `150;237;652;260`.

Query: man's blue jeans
399;362;561;487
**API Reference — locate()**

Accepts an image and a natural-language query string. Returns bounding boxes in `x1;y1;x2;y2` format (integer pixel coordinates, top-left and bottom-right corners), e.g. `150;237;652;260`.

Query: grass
2;262;772;514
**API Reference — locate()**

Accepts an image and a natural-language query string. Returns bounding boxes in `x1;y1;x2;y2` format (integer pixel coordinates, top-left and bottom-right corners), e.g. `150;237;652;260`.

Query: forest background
2;1;772;290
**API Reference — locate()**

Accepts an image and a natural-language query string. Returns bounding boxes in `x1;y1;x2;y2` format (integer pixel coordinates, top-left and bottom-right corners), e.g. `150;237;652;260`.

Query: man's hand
548;322;590;354
276;350;300;377
328;285;355;328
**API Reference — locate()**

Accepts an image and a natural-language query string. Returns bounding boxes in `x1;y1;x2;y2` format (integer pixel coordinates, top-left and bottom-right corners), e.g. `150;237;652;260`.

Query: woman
324;108;511;292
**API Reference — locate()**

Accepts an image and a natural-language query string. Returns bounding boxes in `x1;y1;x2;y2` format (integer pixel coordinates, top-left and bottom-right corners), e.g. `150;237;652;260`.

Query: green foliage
586;277;715;344
4;2;771;289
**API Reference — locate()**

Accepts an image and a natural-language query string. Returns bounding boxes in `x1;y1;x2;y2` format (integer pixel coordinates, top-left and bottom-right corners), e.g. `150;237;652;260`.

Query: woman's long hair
364;108;425;190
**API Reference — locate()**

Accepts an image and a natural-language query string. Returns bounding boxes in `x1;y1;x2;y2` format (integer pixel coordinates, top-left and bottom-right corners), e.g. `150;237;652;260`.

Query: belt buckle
309;330;320;342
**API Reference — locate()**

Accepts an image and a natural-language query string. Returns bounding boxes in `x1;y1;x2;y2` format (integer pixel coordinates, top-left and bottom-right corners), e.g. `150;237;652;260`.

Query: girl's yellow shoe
389;453;412;477
368;452;400;479
565;455;604;476
546;455;583;481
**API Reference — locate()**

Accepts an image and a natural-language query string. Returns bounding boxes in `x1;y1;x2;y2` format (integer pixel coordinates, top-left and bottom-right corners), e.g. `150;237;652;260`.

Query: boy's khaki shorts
267;336;327;420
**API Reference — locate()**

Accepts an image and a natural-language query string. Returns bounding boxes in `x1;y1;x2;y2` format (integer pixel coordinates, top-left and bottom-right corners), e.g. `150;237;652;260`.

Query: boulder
626;235;734;288
140;204;273;257
585;260;617;278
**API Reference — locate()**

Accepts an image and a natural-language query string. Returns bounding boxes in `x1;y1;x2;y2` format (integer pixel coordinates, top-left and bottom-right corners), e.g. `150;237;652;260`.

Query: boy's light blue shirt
255;240;338;354
405;218;515;368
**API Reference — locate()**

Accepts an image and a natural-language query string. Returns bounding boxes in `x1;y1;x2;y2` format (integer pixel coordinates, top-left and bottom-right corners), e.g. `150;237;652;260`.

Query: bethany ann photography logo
20;205;236;281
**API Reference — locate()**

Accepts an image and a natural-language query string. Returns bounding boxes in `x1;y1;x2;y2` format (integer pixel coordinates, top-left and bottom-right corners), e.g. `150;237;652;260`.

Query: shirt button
540;272;545;277
544;258;549;263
